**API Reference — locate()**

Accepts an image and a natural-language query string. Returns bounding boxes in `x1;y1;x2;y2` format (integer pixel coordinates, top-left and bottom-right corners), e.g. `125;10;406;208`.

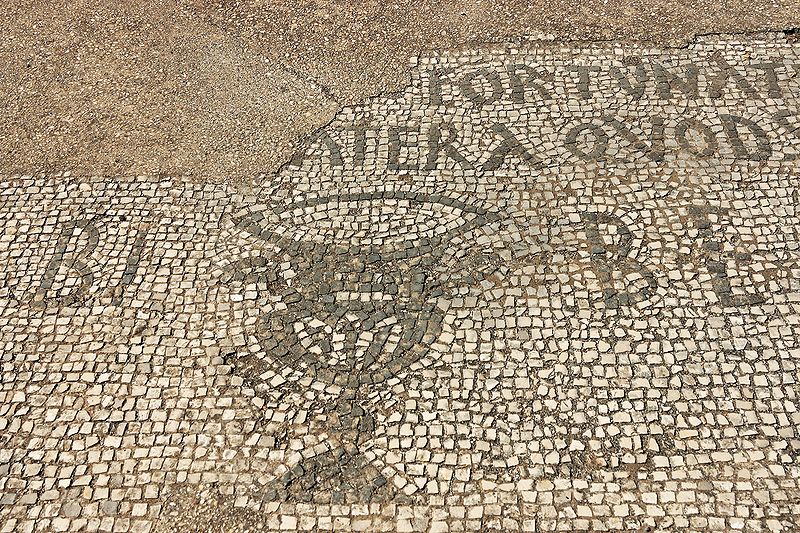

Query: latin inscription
290;55;800;170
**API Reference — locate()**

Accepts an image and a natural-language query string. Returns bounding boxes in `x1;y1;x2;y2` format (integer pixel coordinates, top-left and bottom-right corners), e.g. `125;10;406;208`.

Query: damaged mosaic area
1;32;800;532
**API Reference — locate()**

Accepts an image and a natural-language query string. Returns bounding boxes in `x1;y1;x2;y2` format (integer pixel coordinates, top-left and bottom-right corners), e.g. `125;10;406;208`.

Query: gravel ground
1;0;798;181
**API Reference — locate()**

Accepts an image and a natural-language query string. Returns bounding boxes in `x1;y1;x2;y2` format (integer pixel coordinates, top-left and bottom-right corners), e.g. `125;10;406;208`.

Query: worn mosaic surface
1;33;800;532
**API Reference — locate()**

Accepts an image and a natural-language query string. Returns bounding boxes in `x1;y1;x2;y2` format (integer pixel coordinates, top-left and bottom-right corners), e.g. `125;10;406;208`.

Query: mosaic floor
2;32;800;532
